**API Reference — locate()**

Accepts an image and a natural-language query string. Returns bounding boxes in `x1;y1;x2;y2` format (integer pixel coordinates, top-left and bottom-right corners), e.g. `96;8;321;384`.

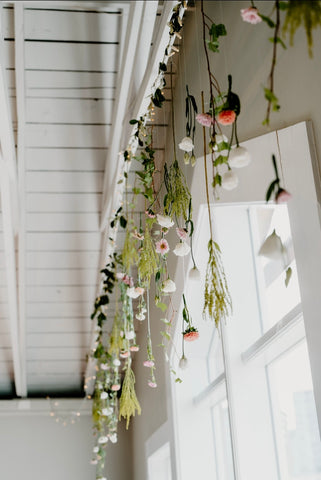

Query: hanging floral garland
86;2;319;478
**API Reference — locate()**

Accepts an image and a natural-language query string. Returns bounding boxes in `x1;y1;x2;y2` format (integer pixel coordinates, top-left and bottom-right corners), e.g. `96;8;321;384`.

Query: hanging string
219;0;229;81
275;130;285;185
193;0;203;101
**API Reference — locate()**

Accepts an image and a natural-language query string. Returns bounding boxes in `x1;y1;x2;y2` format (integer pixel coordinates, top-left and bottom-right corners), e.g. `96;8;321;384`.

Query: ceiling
0;0;174;398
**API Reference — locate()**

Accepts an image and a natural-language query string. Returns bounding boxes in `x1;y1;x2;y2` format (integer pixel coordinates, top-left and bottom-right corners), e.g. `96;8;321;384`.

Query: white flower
125;330;135;340
113;358;121;367
100;363;108;371
98;436;108;444
109;433;118;444
102;407;113;416
221;170;239;190
229;146;251;168
173;242;191;257
90;459;98;465
216;134;228;144
93;446;99;453
189;266;201;281
178;136;194;152
126;286;144;299
156;214;174;229
161;279;176;293
100;391;108;400
136;312;146;321
179;355;188;370
258;229;284;261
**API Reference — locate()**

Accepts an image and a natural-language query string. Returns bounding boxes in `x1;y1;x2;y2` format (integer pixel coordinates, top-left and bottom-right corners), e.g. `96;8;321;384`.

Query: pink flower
276;188;292;203
155;238;170;255
111;384;121;391
176;228;188;241
120;350;130;358
130;345;139;352
217;110;236;125
123;275;134;287
240;6;262;24
196;113;213;127
148;381;157;388
131;230;144;240
145;209;156;218
143;360;155;368
183;331;200;342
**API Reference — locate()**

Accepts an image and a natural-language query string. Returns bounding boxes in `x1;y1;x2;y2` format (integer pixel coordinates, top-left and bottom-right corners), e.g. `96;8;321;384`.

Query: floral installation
84;1;319;478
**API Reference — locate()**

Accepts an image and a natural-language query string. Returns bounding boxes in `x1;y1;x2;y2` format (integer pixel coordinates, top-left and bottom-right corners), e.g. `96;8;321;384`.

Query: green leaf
175;377;183;383
119;216;127;229
278;2;288;10
155;271;161;282
212;172;222;187
269;36;287;49
265;179;279;202
213;241;221;252
159;62;167;72
129;119;138;125
156;302;168;312
160;331;171;341
285;266;292;287
260;14;275;28
213;155;228;167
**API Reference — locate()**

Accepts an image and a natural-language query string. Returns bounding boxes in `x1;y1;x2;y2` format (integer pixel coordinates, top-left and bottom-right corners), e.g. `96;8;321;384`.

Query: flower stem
265;0;280;124
201;91;214;241
170;61;177;162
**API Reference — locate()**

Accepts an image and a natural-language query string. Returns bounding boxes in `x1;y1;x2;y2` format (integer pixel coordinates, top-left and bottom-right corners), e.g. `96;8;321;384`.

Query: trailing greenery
119;364;141;429
122;229;139;273
138;222;159;285
283;0;321;57
164;159;191;223
203;239;232;327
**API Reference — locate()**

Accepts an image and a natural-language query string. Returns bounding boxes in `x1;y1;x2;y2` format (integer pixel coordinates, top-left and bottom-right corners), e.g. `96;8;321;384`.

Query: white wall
131;2;321;479
0;413;95;480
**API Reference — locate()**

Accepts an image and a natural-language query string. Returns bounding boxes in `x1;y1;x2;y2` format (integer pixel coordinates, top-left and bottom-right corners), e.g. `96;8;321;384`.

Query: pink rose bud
148;381;157;388
143;360;155;368
111;384;121;391
276;188;292;203
183;331;200;342
217;110;236;125
196;113;214;127
240;6;262;24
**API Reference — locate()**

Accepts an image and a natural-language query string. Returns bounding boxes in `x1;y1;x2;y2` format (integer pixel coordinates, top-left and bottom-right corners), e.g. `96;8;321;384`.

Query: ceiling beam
100;1;146;231
14;2;28;397
0;4;25;397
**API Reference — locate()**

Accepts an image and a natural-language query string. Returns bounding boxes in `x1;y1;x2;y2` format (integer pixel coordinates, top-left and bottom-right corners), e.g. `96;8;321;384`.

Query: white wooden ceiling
0;0;172;398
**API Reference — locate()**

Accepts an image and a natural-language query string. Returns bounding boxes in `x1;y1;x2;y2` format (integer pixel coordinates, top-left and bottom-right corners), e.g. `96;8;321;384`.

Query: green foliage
283;0;321;57
119;365;141;430
138;224;159;285
108;313;122;357
203;239;232;327
260;14;276;28
164;160;191;222
207;23;227;52
152;88;166;108
122;229;139;273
